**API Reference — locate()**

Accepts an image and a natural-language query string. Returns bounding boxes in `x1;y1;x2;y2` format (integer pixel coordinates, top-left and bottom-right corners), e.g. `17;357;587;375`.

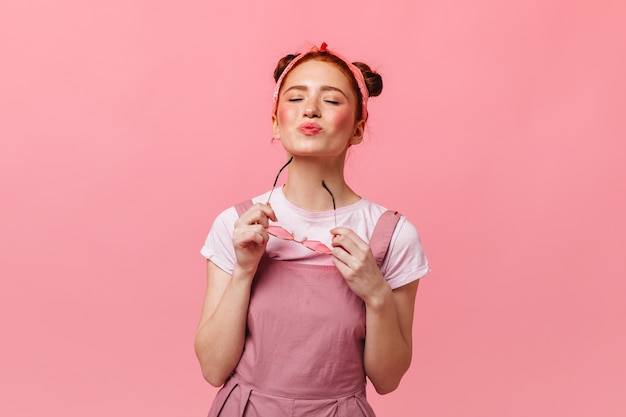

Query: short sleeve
200;206;238;275
380;217;430;290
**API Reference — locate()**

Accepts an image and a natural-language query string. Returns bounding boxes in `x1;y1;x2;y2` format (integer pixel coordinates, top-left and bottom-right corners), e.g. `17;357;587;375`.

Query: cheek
276;105;296;126
331;107;356;129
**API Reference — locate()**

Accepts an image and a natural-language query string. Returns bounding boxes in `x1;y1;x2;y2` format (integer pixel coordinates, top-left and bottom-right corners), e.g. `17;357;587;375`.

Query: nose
303;99;320;118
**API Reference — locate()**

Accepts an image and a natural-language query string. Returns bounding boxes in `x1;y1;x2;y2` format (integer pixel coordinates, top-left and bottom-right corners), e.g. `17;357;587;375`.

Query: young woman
195;42;430;417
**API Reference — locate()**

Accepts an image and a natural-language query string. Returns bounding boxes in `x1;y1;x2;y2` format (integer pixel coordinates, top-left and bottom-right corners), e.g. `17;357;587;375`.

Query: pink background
1;1;625;416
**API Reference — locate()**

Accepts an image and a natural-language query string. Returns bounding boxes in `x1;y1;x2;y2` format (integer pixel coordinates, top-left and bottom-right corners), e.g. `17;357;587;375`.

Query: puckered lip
297;122;323;135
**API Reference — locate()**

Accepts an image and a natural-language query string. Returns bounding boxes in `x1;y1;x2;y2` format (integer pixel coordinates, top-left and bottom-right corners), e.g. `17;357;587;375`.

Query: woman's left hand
330;227;388;304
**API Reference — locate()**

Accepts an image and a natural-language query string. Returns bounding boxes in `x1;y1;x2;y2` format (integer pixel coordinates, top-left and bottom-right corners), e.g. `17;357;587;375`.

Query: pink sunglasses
266;157;336;255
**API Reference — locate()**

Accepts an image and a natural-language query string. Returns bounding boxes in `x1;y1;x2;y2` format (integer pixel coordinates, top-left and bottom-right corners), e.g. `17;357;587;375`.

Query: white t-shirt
201;187;430;289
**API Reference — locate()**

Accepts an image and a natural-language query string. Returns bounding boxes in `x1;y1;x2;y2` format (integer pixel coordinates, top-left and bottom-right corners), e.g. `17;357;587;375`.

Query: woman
195;42;430;417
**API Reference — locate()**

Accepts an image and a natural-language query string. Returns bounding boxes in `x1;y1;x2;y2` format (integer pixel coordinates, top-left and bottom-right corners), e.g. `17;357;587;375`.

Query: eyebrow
282;85;349;99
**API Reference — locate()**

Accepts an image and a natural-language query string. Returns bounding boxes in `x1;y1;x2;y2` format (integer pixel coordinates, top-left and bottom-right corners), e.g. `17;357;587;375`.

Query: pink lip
298;122;322;135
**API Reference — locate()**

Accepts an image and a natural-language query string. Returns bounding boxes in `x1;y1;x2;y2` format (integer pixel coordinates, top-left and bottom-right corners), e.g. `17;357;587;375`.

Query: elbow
368;360;410;395
195;344;231;387
201;367;229;388
196;353;231;387
372;379;401;395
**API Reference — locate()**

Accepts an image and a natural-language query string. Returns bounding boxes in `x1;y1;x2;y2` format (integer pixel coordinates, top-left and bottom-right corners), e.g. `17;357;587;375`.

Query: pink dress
207;200;402;417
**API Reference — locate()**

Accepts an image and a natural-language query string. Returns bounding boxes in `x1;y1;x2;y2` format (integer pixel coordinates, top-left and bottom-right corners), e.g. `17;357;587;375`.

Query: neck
280;156;359;212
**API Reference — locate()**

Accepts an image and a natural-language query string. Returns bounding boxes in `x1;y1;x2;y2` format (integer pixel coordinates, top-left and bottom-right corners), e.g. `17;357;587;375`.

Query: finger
332;255;352;277
331;245;353;269
331;230;362;255
330;227;367;245
235;225;269;246
330;226;352;236
251;230;269;246
256;202;278;222
241;204;276;227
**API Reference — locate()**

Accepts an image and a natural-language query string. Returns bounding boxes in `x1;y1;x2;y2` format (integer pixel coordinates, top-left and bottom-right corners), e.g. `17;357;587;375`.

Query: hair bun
273;54;298;82
352;62;383;97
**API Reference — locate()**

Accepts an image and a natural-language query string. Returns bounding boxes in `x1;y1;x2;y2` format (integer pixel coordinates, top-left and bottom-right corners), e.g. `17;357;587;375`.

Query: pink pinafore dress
207;200;402;417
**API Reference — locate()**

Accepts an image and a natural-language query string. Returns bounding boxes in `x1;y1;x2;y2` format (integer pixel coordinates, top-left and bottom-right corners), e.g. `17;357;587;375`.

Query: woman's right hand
196;204;275;386
232;203;276;274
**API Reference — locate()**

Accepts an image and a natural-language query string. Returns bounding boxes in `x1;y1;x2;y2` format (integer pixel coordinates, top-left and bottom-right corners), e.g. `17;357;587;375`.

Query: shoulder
214;190;273;223
356;198;419;240
200;190;273;261
339;198;388;238
357;199;430;289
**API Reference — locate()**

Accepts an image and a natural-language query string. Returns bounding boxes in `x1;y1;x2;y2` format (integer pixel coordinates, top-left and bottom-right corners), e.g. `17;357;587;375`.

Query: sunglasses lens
267;225;295;240
302;240;333;255
267;225;332;255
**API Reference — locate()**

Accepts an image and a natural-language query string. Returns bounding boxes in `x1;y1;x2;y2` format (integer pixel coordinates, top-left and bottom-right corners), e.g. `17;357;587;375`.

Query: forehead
281;59;355;94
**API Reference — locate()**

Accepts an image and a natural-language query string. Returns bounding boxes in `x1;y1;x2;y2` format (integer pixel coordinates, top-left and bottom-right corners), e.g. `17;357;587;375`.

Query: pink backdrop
1;1;625;416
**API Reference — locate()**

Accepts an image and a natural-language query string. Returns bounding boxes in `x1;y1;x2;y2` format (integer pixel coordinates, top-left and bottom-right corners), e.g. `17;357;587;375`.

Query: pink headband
272;42;369;120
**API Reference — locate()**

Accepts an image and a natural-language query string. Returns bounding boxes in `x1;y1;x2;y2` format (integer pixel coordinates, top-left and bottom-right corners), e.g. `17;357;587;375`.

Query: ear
272;114;281;141
349;119;366;146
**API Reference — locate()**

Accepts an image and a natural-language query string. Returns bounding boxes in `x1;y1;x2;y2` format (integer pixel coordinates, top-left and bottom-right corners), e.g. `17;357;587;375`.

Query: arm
194;203;276;387
331;227;420;394
363;279;419;394
194;261;255;387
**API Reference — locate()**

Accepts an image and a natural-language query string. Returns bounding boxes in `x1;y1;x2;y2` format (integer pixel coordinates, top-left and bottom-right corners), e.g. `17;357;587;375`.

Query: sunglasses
266;157;336;255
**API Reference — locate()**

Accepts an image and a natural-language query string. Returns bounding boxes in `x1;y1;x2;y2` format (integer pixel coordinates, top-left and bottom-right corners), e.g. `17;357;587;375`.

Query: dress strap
234;199;254;217
370;210;402;267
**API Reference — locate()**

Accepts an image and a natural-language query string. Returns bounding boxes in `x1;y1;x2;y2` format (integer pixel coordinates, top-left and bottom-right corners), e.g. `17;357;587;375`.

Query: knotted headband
271;42;369;121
